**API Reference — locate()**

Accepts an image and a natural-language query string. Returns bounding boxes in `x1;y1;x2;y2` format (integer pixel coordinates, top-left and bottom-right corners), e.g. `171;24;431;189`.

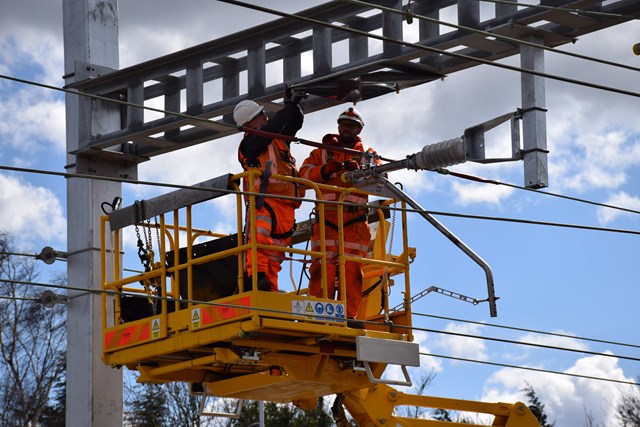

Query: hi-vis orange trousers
245;200;295;292
308;212;371;318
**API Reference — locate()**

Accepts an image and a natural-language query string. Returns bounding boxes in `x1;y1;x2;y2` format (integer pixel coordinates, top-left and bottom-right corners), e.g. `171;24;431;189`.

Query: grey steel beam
65;0;639;174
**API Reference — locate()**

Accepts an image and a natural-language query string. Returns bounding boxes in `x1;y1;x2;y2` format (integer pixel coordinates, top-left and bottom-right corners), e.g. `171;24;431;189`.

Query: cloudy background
1;0;640;424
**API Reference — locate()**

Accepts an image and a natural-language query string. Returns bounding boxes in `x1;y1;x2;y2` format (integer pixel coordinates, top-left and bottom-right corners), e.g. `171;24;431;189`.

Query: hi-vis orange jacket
238;137;301;207
299;134;378;207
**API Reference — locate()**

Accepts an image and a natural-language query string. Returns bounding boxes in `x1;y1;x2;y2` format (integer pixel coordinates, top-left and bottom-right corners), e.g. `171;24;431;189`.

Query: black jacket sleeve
239;102;304;165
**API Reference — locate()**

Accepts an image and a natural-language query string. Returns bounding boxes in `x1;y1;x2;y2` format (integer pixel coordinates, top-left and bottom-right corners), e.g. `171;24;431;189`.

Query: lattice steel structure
66;0;639;177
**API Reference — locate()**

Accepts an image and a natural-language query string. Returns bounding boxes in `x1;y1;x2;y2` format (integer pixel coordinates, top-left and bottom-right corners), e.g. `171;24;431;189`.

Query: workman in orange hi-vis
235;94;305;292
299;107;380;326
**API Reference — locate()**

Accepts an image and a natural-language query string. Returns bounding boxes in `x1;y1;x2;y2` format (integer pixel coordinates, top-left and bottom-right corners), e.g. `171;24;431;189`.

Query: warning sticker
292;300;345;322
151;318;161;339
191;308;201;329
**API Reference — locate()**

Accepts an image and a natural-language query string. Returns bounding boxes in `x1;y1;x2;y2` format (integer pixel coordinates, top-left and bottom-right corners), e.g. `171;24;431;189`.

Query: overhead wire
0;251;38;259
4;275;640;387
0;3;637;223
413;311;640;350
409;323;640;363
435;168;640;217
1;163;639;237
343;0;640;74
5;275;640;360
216;0;640;99
420;352;640;387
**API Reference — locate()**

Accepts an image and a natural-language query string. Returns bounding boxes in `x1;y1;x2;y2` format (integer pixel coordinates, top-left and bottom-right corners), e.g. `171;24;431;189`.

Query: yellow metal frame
100;173;413;380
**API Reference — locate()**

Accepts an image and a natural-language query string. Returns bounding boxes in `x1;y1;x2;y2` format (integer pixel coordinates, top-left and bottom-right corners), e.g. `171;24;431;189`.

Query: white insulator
413;137;466;170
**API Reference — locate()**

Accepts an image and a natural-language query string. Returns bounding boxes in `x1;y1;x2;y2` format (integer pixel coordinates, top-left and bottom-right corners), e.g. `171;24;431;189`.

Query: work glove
321;159;343;180
322;134;340;146
285;86;308;105
343;159;360;171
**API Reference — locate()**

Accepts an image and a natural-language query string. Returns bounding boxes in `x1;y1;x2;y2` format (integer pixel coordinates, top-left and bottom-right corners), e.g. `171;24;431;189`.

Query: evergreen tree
39;352;67;427
522;383;555;427
128;383;170;426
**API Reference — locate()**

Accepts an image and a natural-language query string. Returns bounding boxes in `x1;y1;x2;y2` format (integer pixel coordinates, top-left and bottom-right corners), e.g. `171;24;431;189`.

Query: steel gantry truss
65;0;639;184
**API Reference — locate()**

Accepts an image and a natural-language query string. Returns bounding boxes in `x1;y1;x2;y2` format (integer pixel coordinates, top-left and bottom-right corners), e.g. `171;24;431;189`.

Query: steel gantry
66;0;639;187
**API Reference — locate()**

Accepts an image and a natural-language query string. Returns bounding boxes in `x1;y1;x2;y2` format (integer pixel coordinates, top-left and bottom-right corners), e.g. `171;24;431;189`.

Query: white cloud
450;180;515;207
558;131;640;193
433;322;489;361
386;330;443;393
481;354;634;426
0;174;66;249
597;191;640;225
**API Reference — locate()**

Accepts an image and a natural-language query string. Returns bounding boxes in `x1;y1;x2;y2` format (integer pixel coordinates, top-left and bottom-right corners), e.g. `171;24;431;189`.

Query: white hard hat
233;100;264;126
337;107;364;127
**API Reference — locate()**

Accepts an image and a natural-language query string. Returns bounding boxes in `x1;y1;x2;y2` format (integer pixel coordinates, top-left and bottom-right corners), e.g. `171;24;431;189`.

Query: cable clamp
517;106;548;114
521;147;549;155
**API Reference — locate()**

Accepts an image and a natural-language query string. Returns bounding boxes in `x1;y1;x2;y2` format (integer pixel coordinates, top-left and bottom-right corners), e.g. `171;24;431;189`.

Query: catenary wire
5;279;640;385
216;0;640;99
420;352;640;387
1;163;639;237
436;168;640;216
343;0;640;74
0;251;38;259
5;276;640;386
414;311;640;350
2;71;640;219
0;9;637;219
5;276;640;362
409;324;640;363
0;295;41;302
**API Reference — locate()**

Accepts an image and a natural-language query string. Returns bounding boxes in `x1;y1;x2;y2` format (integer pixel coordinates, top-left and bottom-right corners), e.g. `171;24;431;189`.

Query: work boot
257;272;271;291
346;318;364;329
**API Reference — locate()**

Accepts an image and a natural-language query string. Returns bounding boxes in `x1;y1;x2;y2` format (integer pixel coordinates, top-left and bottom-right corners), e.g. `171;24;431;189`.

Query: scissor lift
100;170;538;426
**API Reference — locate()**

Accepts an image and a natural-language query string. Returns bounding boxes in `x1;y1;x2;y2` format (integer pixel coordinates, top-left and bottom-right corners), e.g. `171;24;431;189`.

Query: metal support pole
63;0;124;425
520;36;549;189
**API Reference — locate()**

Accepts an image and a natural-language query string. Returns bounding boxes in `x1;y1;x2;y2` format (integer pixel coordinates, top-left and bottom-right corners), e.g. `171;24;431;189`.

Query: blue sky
1;1;640;425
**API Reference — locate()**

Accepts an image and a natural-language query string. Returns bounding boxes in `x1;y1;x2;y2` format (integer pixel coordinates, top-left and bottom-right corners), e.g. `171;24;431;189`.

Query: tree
128;383;170;426
617;378;640;427
38;351;67;426
0;232;67;426
522;383;555;427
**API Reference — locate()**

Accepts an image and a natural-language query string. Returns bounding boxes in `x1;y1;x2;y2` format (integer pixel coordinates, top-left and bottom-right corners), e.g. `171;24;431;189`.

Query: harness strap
322;213;368;231
263;202;297;240
256;160;272;210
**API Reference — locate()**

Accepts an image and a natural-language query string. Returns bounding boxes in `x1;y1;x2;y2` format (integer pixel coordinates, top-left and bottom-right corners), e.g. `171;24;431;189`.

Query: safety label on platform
151;318;161;338
292;300;344;322
191;308;201;329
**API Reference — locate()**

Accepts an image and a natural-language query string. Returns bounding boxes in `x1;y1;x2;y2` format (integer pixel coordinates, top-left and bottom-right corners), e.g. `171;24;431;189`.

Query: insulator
410;137;466;170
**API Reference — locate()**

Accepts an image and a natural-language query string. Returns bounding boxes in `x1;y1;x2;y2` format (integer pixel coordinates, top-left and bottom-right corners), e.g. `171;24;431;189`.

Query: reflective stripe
298;162;318;179
240;138;298;198
256;226;271;236
344;241;368;253
321;192;368;205
255;215;271;222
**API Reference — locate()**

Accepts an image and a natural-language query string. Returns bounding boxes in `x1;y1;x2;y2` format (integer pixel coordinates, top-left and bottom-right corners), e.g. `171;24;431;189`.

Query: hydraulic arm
334;383;540;427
